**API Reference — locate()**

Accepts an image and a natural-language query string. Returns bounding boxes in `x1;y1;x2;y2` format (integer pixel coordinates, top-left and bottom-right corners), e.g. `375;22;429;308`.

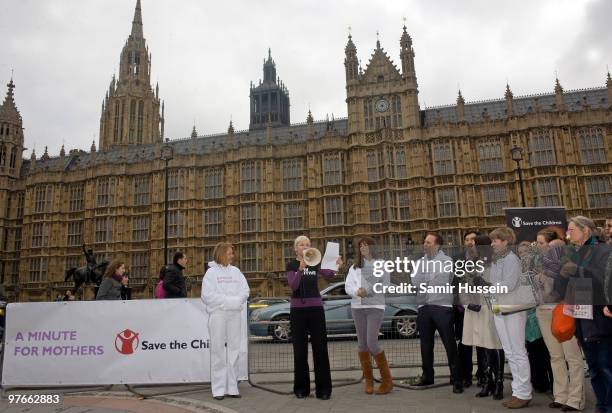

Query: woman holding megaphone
287;235;343;400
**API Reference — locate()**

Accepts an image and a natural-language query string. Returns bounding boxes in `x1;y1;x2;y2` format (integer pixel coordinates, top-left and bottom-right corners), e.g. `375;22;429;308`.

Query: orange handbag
551;303;575;343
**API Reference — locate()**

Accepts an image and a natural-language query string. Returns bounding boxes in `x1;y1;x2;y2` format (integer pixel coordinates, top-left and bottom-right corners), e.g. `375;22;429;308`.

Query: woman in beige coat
461;235;504;400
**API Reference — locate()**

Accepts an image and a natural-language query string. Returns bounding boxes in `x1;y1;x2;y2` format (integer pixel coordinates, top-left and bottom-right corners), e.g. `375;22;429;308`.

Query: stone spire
607;70;612;108
344;31;359;84
456;90;465;121
60;144;66;157
41;146;50;161
227;120;234;134
400;24;416;77
99;0;161;150
91;140;97;153
191;124;197;139
505;84;514;117
306;109;314;125
30;148;36;162
0;78;21;123
131;0;143;39
554;77;565;111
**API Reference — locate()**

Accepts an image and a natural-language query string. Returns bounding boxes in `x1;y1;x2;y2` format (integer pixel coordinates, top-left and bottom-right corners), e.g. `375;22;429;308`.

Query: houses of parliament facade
1;0;611;301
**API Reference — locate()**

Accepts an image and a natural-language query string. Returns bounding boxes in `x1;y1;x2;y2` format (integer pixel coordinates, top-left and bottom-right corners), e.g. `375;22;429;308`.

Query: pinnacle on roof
607;70;612;88
0;77;22;122
555;77;563;94
131;0;143;38
265;48;274;65
505;83;513;100
400;24;411;48
191;124;198;139
456;90;465;105
228;120;234;134
345;32;357;54
306;109;314;125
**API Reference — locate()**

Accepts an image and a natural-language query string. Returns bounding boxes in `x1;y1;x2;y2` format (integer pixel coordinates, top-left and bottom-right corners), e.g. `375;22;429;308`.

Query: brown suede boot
374;351;393;395
358;351;374;394
506;397;531;409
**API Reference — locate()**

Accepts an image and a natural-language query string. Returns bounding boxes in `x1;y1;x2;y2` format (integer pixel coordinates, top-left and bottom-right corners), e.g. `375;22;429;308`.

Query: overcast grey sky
1;0;610;156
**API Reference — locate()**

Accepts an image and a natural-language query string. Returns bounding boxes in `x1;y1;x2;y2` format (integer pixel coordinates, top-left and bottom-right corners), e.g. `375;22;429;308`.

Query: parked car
249;282;418;342
248;297;289;314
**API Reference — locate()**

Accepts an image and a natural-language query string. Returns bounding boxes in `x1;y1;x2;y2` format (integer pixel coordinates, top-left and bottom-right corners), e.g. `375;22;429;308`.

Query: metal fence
248;315;456;394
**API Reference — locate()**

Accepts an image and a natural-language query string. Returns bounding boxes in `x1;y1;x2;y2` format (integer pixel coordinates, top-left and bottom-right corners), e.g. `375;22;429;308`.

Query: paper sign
321;242;340;271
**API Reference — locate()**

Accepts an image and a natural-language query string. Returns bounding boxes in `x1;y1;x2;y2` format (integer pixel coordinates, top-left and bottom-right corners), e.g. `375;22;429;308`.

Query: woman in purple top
287;235;342;400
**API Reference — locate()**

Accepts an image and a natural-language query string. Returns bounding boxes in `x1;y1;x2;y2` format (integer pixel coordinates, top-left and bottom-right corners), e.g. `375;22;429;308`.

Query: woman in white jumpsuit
201;242;250;400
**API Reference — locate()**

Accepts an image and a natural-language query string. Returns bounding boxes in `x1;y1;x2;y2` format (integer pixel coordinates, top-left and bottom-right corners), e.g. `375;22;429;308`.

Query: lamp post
160;143;174;265
510;146;526;207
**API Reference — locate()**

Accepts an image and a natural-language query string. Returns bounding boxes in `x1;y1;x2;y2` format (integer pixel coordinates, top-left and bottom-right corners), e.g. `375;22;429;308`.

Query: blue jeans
582;338;612;413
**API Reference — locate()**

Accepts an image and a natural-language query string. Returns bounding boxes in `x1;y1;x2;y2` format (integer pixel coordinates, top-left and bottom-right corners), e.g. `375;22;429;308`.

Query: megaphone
303;248;322;267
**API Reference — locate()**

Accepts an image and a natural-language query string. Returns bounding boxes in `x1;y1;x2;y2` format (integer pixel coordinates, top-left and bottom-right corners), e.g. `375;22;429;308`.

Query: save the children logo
511;217;522;228
115;329;140;355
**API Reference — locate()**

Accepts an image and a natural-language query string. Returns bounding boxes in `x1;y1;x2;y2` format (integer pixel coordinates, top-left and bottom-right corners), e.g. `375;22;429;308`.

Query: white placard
562;304;593;320
321;242;340;271
2;299;248;386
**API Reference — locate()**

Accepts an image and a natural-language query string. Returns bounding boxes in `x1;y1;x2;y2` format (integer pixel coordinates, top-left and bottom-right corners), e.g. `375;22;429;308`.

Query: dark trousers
454;306;480;383
582;338;612;413
526;338;553;392
290;306;332;397
417;305;459;384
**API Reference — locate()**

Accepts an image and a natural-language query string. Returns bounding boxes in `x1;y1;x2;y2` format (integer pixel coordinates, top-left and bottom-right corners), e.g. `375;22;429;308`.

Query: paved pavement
0;378;598;413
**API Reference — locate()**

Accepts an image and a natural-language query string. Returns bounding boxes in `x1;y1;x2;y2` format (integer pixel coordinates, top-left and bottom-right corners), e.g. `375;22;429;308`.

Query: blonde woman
201;243;250;400
287;235;342;400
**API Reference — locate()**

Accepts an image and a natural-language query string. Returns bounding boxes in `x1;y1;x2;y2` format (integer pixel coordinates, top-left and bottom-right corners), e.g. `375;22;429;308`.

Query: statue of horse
65;260;110;297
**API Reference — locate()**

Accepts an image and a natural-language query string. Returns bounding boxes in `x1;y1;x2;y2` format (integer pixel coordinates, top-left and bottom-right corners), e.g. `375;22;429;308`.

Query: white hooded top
345;258;388;310
201;261;250;313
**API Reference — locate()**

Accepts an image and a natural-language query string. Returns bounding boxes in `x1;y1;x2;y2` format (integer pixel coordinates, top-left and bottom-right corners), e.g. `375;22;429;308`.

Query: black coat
567;240;612;342
163;263;187;298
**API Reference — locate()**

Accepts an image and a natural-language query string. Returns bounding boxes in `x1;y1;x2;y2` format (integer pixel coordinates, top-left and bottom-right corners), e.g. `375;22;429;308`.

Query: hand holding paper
321;242;340;271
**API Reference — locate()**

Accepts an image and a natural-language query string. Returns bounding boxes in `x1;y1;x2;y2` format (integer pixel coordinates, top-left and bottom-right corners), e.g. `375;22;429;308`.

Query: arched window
9;147;17;169
137;100;144;144
129;99;136;143
0;144;6;166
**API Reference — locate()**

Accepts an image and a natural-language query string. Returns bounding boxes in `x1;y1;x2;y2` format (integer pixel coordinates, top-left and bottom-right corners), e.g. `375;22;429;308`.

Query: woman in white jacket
201;243;250;400
345;237;392;395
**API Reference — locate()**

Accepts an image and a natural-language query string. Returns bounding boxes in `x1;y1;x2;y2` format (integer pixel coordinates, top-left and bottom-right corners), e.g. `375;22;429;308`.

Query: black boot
475;346;487;387
492;349;505;400
475;349;493;397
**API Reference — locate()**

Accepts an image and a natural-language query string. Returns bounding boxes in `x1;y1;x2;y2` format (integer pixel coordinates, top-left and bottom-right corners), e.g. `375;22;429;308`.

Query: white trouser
209;310;242;397
536;306;585;410
494;311;533;400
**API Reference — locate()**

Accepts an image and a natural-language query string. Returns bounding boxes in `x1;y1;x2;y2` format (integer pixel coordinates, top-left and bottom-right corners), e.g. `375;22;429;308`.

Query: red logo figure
115;329;140;355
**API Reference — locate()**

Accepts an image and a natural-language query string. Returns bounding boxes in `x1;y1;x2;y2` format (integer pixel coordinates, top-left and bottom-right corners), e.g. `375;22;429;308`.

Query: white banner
2;299;248;386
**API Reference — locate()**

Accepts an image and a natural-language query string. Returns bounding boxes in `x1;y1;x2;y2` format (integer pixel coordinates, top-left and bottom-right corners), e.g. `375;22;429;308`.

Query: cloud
0;0;609;156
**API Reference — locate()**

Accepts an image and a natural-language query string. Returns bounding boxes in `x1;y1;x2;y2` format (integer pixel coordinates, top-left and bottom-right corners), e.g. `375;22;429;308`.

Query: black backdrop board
505;207;567;243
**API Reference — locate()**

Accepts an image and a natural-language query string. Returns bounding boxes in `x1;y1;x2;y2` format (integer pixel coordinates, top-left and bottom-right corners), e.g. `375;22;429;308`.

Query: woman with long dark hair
462;235;505;400
96;259;127;300
345;237;392;395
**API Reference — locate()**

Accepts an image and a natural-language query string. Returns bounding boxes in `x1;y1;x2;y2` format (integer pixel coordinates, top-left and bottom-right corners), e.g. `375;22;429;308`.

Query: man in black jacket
163;251;188;298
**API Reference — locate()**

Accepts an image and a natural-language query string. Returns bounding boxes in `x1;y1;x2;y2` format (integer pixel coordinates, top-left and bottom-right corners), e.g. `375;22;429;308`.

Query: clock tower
345;26;420;135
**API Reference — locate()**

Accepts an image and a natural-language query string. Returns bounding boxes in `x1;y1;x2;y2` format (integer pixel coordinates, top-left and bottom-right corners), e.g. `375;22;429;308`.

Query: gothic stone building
1;0;611;301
